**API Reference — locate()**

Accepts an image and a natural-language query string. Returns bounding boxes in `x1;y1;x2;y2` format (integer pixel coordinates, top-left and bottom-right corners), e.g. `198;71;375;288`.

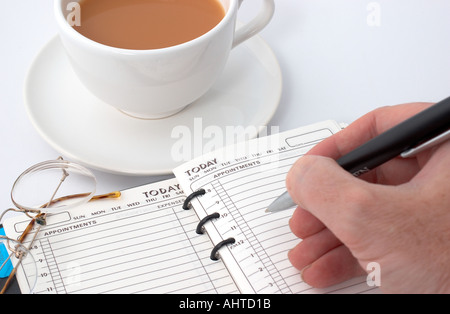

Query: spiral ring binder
184;188;236;261
196;212;220;235
210;238;236;261
182;188;206;210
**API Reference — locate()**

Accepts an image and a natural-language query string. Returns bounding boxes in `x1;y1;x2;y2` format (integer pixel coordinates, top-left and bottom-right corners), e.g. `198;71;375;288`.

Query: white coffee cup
54;0;275;119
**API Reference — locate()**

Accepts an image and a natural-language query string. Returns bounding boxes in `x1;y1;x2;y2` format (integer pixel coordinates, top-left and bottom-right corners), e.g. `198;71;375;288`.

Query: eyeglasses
0;157;120;294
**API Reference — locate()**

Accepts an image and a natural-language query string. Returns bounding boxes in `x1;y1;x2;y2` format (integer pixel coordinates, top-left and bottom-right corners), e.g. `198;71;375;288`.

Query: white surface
2;0;450;212
24;35;281;175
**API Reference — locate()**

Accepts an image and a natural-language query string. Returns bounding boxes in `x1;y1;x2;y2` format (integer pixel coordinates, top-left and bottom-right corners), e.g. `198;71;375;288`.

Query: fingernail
300;265;312;282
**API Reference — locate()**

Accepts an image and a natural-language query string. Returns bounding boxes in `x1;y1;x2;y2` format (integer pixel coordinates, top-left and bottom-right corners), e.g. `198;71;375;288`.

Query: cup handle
232;0;275;49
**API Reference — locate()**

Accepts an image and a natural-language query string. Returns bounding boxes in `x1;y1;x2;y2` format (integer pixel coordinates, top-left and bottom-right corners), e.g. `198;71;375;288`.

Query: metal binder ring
182;189;206;210
210;238;236;261
196;212;220;234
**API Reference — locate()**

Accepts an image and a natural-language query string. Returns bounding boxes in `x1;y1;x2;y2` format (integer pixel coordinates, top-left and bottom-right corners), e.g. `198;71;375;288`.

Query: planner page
174;120;378;294
2;178;238;294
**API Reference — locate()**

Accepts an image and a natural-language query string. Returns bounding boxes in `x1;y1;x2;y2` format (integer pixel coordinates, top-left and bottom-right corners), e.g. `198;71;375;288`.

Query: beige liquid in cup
73;0;226;50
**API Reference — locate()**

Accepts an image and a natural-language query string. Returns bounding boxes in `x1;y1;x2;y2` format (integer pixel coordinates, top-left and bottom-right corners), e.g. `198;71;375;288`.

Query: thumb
286;155;377;234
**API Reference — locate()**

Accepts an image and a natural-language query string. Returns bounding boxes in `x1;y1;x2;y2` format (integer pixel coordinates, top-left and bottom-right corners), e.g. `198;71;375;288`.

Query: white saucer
24;35;282;176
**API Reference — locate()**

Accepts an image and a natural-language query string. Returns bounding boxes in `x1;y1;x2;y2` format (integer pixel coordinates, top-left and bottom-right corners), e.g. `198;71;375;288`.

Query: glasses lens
11;160;96;213
1;237;37;294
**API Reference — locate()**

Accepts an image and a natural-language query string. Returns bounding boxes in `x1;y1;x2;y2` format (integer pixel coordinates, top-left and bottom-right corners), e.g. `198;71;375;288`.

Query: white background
1;0;450;212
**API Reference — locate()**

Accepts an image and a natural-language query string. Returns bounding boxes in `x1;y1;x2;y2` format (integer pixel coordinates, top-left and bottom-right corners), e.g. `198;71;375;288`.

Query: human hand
287;102;450;293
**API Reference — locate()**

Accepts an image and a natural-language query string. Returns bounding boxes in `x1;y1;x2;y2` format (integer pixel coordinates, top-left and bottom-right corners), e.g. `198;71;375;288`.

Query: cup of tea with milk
54;0;275;119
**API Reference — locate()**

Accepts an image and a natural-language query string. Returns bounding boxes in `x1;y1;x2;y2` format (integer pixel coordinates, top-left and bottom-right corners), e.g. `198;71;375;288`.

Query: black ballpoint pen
266;96;450;213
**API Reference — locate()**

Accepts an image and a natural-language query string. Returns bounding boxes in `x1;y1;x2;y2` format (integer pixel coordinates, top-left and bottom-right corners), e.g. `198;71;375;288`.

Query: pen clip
401;128;450;158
